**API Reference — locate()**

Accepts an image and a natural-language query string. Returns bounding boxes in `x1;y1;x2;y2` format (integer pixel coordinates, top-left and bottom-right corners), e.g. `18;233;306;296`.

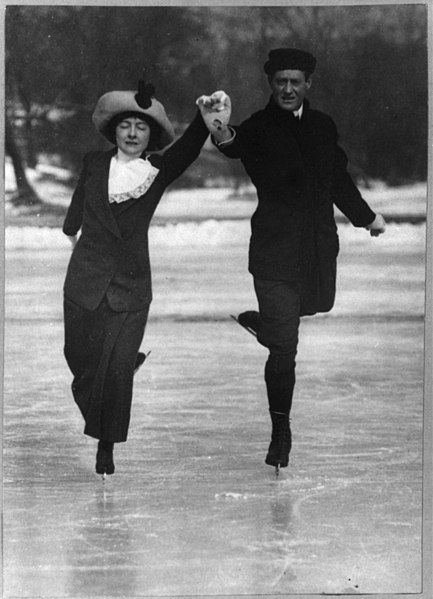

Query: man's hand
365;213;386;237
196;91;231;136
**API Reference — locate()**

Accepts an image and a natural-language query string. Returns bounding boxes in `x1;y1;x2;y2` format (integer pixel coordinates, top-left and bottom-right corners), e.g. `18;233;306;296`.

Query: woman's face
115;116;151;157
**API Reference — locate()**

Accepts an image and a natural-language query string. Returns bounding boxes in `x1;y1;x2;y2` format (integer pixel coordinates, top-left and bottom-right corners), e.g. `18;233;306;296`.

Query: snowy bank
4;158;427;222
5;220;426;252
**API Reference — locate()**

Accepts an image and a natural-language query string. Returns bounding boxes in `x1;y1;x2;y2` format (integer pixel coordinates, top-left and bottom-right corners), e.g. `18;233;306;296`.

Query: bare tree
5;119;41;206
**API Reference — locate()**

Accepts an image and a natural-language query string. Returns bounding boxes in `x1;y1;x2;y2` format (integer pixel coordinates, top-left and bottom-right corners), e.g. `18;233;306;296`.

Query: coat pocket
299;226;339;316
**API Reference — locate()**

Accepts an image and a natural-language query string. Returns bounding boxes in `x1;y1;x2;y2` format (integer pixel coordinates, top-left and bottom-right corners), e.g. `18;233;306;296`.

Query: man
199;48;386;474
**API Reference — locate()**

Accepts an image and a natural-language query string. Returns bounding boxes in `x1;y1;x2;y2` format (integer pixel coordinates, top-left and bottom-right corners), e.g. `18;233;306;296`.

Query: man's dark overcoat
218;98;375;315
63;111;208;442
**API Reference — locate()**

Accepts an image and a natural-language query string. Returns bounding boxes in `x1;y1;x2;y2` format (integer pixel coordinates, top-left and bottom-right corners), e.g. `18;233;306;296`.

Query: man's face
270;69;312;112
115;116;151;157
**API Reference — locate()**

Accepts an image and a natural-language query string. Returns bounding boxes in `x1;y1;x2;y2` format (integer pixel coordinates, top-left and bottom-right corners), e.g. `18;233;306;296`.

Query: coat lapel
88;150;123;239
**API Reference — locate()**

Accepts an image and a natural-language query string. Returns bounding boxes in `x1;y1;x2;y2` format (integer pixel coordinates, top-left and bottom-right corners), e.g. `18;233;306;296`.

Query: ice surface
3;233;425;596
3;160;428;597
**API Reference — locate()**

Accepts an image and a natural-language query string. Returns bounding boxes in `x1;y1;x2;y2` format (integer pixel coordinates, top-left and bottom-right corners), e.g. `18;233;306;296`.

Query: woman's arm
159;110;209;187
159;91;231;186
66;235;78;248
63;153;90;236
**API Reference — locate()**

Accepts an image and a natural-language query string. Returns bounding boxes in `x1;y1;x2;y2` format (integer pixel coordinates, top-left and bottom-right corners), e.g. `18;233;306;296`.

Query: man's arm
212;125;236;146
365;213;386;237
332;146;386;236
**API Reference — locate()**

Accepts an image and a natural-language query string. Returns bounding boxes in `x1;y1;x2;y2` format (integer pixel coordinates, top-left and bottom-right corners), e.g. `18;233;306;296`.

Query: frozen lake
2;218;427;597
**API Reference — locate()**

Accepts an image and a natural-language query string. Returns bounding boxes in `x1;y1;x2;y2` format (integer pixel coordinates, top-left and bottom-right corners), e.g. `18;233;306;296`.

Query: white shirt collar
293;104;304;120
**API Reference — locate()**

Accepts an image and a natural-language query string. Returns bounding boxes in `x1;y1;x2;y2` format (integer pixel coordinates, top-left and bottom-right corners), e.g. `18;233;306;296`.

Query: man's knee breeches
253;278;301;356
253;278;301;414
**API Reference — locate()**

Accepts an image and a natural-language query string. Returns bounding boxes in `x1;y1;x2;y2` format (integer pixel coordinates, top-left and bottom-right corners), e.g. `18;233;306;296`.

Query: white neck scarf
108;150;159;204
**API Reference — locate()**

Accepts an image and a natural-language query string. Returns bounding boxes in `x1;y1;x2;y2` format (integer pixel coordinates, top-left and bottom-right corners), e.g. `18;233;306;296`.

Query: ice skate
230;311;260;337
134;350;151;374
96;441;115;480
265;411;291;475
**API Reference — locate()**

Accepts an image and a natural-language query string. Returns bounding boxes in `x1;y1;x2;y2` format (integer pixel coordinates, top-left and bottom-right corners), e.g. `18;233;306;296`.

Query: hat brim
92;91;175;151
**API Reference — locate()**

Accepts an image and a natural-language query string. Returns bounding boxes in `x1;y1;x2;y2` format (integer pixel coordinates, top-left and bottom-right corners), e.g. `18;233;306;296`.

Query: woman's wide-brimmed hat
92;81;175;151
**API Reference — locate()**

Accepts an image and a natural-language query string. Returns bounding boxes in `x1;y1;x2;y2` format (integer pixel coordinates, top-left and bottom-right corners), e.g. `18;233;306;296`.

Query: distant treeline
5;4;428;199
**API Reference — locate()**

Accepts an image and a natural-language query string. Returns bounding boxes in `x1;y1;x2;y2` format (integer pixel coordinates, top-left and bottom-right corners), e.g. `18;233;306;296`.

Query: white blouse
108;151;160;204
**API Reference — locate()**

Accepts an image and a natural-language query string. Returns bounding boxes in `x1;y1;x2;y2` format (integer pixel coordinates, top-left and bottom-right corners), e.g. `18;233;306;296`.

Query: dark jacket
63;111;209;312
217;97;375;314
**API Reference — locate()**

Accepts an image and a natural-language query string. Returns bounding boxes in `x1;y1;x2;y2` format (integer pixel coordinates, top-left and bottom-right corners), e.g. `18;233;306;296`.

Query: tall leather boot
264;355;295;473
265;411;292;471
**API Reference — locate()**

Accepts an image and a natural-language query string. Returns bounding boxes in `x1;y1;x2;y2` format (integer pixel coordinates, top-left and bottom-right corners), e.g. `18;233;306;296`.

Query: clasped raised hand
196;91;231;134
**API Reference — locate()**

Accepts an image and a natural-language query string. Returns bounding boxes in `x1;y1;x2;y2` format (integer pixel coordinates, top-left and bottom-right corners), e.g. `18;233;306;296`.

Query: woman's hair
104;111;162;151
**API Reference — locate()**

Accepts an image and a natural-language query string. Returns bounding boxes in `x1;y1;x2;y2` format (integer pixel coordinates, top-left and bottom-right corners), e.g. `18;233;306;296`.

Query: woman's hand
67;235;78;248
196;91;231;137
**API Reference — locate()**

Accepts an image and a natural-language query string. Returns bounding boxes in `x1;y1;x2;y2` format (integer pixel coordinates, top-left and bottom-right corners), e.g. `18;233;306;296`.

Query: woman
63;80;229;477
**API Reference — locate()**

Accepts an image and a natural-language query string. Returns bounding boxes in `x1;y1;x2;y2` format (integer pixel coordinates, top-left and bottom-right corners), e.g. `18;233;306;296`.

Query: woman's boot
96;440;115;477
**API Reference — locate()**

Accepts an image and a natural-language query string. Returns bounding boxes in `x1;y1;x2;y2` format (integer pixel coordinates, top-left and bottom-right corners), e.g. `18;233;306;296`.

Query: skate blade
275;464;280;477
229;314;257;337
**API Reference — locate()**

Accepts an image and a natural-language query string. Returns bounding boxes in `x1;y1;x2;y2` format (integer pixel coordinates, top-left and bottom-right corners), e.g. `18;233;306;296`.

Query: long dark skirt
64;296;149;442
